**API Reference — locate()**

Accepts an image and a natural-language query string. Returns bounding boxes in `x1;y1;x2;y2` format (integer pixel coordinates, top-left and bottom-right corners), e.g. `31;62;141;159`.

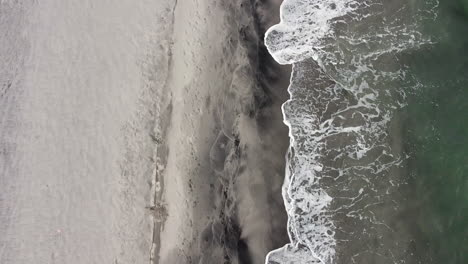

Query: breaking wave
264;0;438;263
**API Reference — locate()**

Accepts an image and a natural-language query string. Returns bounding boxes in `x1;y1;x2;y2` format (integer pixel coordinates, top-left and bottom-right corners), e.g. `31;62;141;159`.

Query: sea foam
265;0;438;263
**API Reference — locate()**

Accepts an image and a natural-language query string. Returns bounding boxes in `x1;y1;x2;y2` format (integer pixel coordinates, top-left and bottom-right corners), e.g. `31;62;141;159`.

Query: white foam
265;0;438;263
265;0;359;65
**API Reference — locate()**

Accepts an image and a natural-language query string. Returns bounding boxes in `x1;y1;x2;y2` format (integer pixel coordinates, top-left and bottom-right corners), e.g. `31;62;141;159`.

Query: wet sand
156;0;290;263
0;1;289;263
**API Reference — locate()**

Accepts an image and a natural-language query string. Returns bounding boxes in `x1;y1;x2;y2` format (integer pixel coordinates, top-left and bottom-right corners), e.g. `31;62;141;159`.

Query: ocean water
402;1;468;262
265;0;468;263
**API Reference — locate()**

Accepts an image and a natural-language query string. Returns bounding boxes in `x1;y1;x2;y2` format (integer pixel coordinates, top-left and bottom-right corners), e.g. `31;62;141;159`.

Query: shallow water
266;0;468;263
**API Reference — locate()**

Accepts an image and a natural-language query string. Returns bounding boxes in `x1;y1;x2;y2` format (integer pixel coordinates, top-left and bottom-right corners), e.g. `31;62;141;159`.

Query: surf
265;0;439;263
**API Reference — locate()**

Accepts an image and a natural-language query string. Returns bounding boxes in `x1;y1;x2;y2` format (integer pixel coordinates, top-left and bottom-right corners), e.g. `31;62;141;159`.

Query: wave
264;0;438;263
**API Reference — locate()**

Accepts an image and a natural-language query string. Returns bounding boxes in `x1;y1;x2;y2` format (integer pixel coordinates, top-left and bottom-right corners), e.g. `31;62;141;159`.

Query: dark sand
155;0;291;263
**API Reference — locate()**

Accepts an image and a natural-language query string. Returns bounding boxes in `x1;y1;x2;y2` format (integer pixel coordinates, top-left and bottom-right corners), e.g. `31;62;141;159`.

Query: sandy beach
4;0;462;264
0;0;176;263
0;1;289;263
155;0;290;263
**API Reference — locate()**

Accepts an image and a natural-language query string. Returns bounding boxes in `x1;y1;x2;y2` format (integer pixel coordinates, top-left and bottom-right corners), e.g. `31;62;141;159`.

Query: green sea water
264;0;468;263
403;0;468;262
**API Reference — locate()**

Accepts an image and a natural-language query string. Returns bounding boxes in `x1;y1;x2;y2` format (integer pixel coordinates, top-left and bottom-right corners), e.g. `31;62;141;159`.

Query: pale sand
156;0;290;263
0;1;176;263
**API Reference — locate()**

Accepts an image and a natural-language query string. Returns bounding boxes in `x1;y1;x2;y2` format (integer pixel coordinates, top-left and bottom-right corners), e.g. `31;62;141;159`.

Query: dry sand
0;1;176;263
